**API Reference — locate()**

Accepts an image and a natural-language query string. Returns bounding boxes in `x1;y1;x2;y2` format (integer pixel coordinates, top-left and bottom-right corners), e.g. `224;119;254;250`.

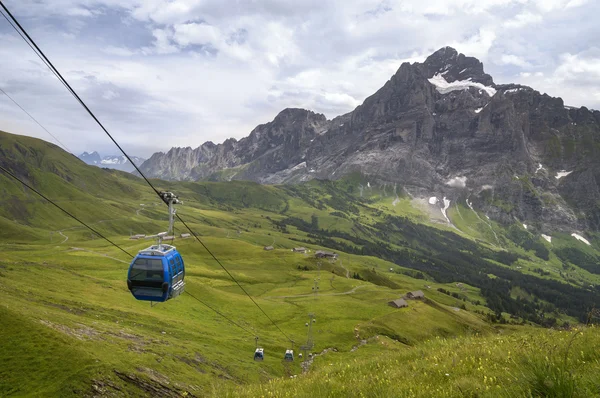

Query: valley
1;130;599;396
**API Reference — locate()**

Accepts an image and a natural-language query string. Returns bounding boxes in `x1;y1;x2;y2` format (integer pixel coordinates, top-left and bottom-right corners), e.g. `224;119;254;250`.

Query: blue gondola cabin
127;243;185;302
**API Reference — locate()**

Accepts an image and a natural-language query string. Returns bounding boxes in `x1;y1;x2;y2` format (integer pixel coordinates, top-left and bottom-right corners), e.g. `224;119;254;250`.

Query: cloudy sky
0;0;598;158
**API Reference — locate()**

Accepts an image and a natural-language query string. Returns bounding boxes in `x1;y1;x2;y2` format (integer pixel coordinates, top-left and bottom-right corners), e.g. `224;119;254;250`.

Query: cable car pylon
126;191;185;303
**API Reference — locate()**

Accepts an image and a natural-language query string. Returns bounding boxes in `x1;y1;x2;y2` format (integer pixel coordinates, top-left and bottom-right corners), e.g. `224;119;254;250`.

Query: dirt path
68;247;130;264
263;284;369;299
58;231;69;243
52;217;124;246
136;203;157;216
340;263;350;278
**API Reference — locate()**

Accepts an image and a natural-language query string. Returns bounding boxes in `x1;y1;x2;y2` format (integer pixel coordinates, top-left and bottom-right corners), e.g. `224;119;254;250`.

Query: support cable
0;9;76;99
0;86;72;154
185;291;255;337
176;214;294;343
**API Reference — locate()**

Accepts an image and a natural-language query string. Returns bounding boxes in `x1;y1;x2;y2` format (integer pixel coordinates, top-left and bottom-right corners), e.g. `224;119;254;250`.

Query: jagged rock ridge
139;47;600;233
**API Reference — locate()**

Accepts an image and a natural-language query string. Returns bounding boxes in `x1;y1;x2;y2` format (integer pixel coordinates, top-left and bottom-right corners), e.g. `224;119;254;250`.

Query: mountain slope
0;130;151;239
139;47;600;235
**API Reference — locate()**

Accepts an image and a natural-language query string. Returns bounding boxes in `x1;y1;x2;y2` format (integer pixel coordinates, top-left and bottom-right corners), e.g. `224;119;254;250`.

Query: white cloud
320;92;361;108
103;46;136;57
555;51;600;81
451;28;496;60
499;54;532;68
566;0;588;8
149;28;179;54
65;7;95;17
503;12;542;29
532;0;587;12
172;23;221;47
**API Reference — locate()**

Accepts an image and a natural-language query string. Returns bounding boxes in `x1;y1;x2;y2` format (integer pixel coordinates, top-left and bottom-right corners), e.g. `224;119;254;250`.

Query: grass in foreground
226;326;600;397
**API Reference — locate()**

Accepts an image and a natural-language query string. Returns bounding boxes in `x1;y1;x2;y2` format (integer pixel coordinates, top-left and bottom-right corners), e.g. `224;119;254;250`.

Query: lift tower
160;191;180;236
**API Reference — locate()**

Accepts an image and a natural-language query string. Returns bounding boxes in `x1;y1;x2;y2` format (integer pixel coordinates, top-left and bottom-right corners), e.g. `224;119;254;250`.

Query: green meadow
1;131;599;396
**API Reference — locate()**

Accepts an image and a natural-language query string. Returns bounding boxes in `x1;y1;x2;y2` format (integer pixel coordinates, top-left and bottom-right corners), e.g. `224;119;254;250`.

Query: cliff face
139;47;600;232
140;108;328;182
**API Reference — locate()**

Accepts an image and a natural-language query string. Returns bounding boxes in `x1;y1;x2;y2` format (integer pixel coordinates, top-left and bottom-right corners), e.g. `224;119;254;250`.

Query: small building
180;233;191;238
388;299;408;308
293;247;307;253
405;290;425;300
264;246;274;251
315;250;338;259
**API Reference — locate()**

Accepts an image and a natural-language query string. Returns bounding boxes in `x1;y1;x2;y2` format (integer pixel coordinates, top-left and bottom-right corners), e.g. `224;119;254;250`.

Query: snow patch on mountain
429;197;438;205
78;152;145;172
428;74;497;97
446;176;467;188
535;163;544;173
556;170;572;180
466;199;473;210
571;233;590;245
101;156;128;165
290;162;307;172
542;234;552;243
441;197;451;223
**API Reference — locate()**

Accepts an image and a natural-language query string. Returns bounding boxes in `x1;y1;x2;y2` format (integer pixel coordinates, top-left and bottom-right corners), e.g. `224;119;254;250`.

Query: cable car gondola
254;348;264;361
284;349;294;362
127;242;185;302
126;191;185;303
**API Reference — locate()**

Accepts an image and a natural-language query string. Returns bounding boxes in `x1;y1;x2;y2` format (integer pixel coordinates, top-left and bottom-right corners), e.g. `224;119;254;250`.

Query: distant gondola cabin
284;349;294;362
127;244;185;302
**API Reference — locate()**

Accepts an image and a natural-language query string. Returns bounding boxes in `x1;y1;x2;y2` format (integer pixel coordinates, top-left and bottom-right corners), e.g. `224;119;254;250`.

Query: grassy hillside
229;326;600;397
1;131;599;396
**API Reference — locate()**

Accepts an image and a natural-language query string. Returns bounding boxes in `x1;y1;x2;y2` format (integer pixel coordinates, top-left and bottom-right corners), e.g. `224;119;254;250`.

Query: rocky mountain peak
423;46;494;86
273;107;325;122
138;46;600;233
78;151;145;172
79;151;101;165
